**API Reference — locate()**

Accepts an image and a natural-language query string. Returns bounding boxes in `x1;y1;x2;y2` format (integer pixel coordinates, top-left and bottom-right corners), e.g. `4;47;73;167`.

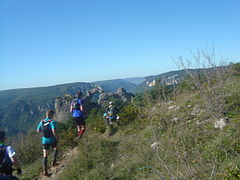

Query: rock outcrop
54;87;134;122
55;94;73;122
98;88;134;105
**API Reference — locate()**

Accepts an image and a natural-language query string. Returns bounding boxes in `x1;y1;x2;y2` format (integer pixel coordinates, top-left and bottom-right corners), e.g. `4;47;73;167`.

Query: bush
118;104;138;126
59;136;119;180
10;131;42;165
86;107;106;133
232;63;240;75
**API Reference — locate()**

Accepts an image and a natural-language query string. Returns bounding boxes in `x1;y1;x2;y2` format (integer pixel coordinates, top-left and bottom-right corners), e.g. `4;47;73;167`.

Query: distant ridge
0;68;196;135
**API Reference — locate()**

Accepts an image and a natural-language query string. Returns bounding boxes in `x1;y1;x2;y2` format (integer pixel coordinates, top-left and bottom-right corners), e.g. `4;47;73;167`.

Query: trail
34;128;113;180
34;146;79;180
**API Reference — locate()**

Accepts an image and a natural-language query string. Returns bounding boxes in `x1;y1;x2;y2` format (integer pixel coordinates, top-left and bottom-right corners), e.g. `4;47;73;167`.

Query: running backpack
71;98;80;110
109;106;118;116
42;120;53;138
0;146;13;175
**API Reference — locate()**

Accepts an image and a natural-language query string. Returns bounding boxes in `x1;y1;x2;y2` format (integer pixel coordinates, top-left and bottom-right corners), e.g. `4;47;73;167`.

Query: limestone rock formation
55;94;73;122
98;88;134;105
54;87;134;122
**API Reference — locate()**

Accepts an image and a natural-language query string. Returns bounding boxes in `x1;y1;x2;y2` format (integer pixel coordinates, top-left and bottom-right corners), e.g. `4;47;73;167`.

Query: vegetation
0;68;193;136
2;60;240;179
0;82;96;135
57;61;240;179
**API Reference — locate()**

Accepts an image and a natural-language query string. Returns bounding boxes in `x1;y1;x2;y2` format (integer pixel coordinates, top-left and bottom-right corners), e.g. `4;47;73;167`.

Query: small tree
175;45;232;119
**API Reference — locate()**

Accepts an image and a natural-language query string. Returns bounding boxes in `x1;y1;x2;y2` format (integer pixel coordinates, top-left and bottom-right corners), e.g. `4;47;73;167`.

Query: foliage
58;123;78;148
118;103;138;126
58;136;120;180
0;82;97;135
4;61;240;179
177;49;234;120
176;76;196;93
224;165;240;180
9;131;42;165
232;62;240;75
86;107;106;133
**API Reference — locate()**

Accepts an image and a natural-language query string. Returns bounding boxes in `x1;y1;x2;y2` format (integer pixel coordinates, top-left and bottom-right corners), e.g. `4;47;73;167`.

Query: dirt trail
34;130;111;180
34;146;79;180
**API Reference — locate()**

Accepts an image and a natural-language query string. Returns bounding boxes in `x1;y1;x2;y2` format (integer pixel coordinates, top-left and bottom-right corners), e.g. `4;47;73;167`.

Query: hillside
0;70;186;135
94;79;137;92
10;63;240;180
0;67;233;136
0;82;96;135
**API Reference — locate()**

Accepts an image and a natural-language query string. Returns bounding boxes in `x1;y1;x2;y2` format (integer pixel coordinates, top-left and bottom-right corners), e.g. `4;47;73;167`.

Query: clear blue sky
0;0;239;91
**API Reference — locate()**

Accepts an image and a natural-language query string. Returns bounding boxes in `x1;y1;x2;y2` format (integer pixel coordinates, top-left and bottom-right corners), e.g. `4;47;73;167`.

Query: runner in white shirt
0;131;22;179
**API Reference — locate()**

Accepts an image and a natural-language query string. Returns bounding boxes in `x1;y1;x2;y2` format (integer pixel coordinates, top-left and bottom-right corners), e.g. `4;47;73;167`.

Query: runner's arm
11;155;21;169
52;128;57;136
80;105;83;112
70;103;73;113
51;121;58;140
37;121;42;132
7;147;21;170
79;99;84;112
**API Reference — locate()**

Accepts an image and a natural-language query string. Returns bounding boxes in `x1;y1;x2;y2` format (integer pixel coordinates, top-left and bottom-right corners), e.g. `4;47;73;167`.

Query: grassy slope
11;70;240;180
55;76;240;180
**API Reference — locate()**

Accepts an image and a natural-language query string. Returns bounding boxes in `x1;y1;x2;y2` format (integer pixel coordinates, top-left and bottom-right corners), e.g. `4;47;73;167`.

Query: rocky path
34;146;79;180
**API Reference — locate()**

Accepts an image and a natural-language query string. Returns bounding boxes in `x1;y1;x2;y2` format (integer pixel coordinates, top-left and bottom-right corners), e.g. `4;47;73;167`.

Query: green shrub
118;104;138;126
232;63;240;75
224;165;240;180
59;136;119;180
10;131;42;165
58;127;78;148
86;107;106;133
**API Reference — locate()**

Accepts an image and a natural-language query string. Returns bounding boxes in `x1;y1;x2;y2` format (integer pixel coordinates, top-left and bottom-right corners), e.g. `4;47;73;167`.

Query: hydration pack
0;146;13;175
42;120;53;138
108;106;118;116
71;98;80;110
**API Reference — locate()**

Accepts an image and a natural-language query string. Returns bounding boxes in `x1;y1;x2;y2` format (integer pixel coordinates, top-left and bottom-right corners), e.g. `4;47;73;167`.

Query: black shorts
73;116;86;126
43;140;57;150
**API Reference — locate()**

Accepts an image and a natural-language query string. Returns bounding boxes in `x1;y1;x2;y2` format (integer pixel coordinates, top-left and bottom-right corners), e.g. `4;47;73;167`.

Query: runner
70;92;86;138
0;130;22;180
37;109;58;176
104;101;119;125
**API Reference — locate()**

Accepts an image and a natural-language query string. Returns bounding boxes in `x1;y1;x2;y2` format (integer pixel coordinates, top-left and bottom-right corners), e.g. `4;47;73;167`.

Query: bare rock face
87;87;104;95
116;88;133;102
54;87;134;122
98;88;134;105
55;94;73;122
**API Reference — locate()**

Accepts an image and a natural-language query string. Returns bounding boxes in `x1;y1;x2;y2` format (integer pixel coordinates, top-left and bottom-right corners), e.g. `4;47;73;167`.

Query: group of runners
0;91;119;179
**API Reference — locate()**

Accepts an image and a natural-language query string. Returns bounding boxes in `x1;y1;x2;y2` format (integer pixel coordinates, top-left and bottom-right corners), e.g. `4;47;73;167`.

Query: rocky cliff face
55;87;134;122
98;88;134;104
55;94;73;122
0;99;55;135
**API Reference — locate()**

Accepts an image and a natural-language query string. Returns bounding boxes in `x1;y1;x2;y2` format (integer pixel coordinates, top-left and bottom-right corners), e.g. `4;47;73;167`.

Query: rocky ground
34;146;79;180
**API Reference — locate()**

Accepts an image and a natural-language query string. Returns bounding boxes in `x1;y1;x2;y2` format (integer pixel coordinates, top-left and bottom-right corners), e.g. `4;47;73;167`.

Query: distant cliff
0;82;96;135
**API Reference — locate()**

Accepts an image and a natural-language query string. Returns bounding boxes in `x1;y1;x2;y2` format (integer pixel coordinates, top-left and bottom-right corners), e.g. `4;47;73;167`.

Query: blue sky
0;0;239;91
